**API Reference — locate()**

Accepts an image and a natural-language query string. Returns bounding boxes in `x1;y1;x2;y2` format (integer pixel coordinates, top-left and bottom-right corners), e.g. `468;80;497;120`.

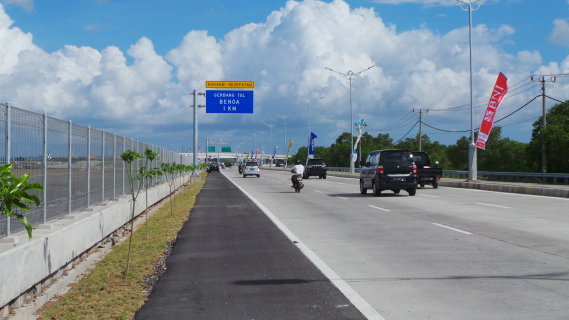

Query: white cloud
0;0;558;149
549;19;569;47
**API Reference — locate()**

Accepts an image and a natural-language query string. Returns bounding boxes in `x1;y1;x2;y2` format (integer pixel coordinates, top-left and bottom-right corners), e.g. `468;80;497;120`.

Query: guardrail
327;167;569;184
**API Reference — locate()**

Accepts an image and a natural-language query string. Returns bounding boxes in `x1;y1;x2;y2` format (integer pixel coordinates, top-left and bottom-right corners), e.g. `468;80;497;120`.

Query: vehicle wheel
432;181;439;189
304;175;309;179
393;189;400;194
243;174;246;178
323;173;327;179
360;180;368;195
373;181;381;197
419;182;425;188
257;174;260;178
407;188;416;196
319;174;323;179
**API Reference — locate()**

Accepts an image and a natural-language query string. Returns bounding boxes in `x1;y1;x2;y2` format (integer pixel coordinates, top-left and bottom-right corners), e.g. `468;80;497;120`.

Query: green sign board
221;146;232;152
207;146;216;152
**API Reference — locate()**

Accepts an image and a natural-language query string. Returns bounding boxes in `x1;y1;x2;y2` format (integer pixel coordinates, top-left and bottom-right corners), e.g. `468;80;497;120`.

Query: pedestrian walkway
135;173;365;320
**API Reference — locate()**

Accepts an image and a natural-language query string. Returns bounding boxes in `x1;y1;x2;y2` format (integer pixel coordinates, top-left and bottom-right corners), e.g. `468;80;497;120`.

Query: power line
394;120;420;144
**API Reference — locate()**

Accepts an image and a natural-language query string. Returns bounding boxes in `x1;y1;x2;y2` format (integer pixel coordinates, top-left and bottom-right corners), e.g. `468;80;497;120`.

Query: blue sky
1;0;568;155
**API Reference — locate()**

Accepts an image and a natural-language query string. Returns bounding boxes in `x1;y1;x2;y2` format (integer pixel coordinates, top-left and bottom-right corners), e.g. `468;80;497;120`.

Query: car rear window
246;161;258;166
381;151;413;167
307;159;325;165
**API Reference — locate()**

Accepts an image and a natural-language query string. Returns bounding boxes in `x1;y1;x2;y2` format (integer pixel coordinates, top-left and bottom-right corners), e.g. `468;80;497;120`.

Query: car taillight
413;164;417;174
376;166;384;174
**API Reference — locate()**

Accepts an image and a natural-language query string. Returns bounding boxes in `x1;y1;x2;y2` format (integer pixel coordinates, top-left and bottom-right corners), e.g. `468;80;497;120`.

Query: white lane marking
432;223;472;235
368;205;391;212
476;202;510;209
336;196;348;200
419;194;439;198
223;171;386;320
313;190;323;193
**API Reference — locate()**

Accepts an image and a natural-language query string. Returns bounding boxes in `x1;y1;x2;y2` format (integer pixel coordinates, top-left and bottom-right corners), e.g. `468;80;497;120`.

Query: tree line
291;100;569;173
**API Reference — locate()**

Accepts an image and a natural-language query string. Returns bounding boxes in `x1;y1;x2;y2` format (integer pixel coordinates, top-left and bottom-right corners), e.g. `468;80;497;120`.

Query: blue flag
308;132;317;158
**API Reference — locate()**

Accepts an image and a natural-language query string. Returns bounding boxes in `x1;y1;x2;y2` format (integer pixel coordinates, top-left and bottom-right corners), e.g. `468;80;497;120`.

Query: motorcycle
292;174;304;193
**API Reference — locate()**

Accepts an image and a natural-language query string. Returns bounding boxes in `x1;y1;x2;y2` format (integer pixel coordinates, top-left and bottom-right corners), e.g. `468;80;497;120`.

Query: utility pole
413;109;429;151
531;75;556;173
191;90;205;175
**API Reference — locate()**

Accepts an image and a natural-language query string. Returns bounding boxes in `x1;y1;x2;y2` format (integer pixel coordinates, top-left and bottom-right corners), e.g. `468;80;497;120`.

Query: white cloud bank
549;19;569;47
0;0;567;149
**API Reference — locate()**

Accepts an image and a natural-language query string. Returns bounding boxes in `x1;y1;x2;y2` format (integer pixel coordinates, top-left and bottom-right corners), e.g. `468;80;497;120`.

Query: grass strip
38;174;206;320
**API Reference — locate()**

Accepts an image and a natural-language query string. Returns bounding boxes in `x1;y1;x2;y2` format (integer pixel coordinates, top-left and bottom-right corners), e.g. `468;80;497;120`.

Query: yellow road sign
206;81;255;89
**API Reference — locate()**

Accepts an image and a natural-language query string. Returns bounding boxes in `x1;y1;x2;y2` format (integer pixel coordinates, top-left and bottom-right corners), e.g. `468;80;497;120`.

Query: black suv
206;162;219;173
359;150;417;196
303;158;327;179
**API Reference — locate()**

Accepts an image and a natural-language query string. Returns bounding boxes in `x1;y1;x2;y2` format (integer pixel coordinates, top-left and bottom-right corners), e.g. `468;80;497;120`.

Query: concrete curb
439;180;569;198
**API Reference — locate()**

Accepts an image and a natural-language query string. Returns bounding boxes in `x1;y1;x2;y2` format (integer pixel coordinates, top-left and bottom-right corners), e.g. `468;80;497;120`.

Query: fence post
101;130;105;202
87;126;91;207
68;120;72;214
43;113;47;223
122;137;125;195
113;134;116;199
5;104;10;235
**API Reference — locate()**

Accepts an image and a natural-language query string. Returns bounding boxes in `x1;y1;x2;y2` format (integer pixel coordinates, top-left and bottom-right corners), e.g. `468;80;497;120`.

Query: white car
243;161;261;178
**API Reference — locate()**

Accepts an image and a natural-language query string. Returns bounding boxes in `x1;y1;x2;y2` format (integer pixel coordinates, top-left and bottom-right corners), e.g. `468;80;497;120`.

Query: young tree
120;150;144;275
0;164;42;240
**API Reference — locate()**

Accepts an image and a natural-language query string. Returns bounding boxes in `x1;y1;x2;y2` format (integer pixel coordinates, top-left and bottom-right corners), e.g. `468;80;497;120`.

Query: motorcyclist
291;160;305;187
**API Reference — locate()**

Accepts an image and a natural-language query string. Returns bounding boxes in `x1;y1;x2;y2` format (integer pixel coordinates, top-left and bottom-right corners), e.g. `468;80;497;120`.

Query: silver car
243;161;261;178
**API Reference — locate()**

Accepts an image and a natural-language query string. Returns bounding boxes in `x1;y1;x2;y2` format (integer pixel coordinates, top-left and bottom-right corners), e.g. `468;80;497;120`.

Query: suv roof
307;158;325;164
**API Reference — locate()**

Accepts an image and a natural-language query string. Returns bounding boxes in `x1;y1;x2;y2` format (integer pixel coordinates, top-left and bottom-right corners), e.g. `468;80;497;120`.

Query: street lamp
263;122;275;167
325;65;375;173
276;113;290;166
292;95;325;160
457;0;484;181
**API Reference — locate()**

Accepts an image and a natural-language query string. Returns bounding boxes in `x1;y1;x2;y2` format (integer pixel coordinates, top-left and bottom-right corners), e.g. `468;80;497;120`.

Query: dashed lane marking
368;205;391;212
432;223;472;235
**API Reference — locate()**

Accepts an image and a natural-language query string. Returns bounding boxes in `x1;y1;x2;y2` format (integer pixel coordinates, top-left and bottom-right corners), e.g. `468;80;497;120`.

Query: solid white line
336;196;348;200
368;205;391;212
313;190;323;193
432;223;472;235
223;171;386;320
476;202;510;209
419;194;439;198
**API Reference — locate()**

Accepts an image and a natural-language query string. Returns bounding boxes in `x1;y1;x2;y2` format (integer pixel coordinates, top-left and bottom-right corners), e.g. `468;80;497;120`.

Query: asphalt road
221;168;569;320
136;172;365;320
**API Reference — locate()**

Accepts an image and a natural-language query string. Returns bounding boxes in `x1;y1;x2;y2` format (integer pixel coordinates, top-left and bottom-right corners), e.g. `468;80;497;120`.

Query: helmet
296;160;301;164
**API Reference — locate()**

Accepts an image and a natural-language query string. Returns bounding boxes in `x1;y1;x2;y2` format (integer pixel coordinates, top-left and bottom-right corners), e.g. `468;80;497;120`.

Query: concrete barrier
0;175;192;311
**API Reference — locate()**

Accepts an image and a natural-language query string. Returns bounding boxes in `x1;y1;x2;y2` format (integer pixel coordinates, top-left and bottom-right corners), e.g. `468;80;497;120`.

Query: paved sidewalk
135;173;365;320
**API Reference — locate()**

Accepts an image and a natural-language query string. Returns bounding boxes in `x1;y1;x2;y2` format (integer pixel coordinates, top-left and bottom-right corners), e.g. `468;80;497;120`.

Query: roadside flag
476;72;508;150
308;132;317;159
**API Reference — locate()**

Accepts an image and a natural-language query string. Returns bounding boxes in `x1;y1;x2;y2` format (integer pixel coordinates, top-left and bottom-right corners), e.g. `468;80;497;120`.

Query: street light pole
276;114;290;167
263;122;275;167
292;95;325;161
191;89;205;175
457;0;484;181
325;65;375;173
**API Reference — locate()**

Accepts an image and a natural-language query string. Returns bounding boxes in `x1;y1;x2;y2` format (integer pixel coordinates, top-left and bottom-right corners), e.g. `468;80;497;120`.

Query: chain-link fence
0;103;192;239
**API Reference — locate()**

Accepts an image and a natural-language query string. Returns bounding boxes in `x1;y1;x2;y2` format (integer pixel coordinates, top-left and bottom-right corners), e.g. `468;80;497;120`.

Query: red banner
476;72;508;150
